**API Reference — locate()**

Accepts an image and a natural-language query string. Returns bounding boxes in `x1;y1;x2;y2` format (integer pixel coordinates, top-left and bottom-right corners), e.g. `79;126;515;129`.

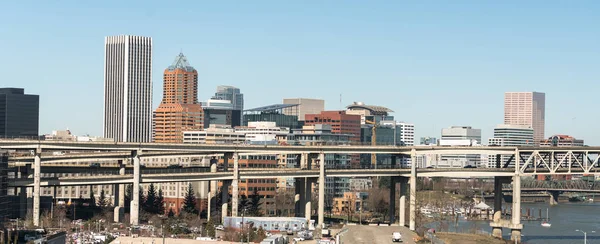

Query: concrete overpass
6;140;600;242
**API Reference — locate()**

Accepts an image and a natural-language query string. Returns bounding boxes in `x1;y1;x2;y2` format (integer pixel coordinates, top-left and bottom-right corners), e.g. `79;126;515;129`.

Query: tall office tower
0;88;39;138
103;35;153;142
153;53;204;143
504;92;545;144
213;86;243;111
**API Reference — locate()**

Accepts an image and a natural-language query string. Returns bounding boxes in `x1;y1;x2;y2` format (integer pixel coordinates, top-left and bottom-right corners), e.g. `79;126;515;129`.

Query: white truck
392;232;402;242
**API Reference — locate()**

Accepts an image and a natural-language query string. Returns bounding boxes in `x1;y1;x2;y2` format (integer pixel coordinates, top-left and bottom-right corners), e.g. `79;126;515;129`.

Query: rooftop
346;101;394;114
244;104;299;112
167;52;195;72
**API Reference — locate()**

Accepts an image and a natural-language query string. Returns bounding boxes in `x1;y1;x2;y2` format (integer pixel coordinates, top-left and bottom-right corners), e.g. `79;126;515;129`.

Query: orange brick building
153;53;204;143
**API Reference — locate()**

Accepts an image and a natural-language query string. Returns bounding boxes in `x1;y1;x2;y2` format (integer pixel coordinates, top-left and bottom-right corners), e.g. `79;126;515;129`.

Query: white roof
474;202;491;209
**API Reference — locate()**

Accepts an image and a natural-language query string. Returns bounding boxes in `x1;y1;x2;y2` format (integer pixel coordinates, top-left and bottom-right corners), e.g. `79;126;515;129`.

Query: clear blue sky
1;1;599;144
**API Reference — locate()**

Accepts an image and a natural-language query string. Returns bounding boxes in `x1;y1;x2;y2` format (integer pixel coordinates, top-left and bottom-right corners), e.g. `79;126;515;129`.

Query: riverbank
434;232;509;244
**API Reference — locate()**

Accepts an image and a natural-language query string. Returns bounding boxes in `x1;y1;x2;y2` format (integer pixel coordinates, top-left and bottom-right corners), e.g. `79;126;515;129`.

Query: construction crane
365;120;378;167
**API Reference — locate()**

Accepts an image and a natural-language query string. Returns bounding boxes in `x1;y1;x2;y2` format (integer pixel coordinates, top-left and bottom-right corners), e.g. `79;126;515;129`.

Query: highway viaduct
4;140;600;242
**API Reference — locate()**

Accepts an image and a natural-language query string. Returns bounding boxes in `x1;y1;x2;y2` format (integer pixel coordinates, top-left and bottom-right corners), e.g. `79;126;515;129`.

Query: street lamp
576;230;595;244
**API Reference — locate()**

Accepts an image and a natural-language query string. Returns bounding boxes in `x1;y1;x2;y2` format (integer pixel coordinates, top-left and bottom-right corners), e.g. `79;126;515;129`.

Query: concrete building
282;98;325;121
487;125;534;168
0;152;8;226
243;104;300;129
504;92;545;144
103;35;153;143
44;129;113;142
332;192;368;216
183;125;246;144
0;88;39;138
153;53;204;143
236;122;290;145
439;126;482;167
348;178;372;192
201;99;241;128
211;86;243;125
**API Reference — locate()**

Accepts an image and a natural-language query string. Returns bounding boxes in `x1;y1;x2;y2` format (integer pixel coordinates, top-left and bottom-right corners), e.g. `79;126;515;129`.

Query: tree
89;188;97;208
248;189;262;216
182;183;199;215
139;186;146;212
205;218;216;238
145;183;157;214
167;208;175;218
98;188;107;208
156;188;166;215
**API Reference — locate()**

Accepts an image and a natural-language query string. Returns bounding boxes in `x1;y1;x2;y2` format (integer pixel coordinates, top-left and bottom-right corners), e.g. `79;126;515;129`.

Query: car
392;232;402;242
463;165;476;168
215;225;224;231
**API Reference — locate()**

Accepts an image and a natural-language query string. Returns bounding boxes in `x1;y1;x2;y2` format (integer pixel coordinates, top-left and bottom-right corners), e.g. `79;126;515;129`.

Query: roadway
341;225;416;244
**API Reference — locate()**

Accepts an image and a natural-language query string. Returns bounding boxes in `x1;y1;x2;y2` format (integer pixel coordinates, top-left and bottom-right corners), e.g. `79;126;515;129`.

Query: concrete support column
409;149;417;231
118;160;125;208
300;153;309;169
130;150;141;226
208;159;217;222
399;177;408;227
389;177;398;224
305;178;315;221
317;152;325;229
221;180;231;223
399;196;406;227
492;176;503;238
511;175;522;243
231;152;239;217
33;148;41;227
294;178;306;217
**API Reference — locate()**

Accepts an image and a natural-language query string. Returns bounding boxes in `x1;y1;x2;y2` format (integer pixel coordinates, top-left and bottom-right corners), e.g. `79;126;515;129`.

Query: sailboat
541;208;551;227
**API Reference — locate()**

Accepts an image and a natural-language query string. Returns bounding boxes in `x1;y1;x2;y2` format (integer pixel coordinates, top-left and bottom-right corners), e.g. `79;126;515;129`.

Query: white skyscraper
103;35;153;142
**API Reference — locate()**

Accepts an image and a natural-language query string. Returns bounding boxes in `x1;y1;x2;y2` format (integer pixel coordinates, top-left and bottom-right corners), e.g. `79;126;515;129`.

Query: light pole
576;230;595;244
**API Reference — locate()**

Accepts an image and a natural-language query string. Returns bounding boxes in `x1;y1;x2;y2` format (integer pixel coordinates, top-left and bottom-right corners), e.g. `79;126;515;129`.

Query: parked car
392;232;402;242
215;225;224;231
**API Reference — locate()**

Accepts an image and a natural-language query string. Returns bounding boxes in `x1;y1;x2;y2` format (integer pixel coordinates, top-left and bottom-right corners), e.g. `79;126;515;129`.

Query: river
428;202;600;244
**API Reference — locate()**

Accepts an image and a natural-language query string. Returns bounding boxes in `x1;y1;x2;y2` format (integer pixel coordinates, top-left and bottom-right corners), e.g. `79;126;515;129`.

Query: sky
1;1;599;144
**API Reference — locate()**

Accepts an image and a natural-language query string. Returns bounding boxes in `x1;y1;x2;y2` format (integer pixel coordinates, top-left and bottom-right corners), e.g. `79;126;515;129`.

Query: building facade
504;92;545;144
202;99;242;128
153;53;204;143
420;137;438;145
103;35;153;142
0;88;39;138
439;126;482;167
282;98;325;122
487;124;534;168
243;104;300;129
211;86;243;125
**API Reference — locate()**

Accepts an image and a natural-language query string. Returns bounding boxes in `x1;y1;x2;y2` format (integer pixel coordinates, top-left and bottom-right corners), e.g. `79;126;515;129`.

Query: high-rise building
212;86;243;124
488;124;534;168
202;99;242;128
282;98;325;121
504;92;545;143
153;53;204;143
103;35;153;142
0;88;39;138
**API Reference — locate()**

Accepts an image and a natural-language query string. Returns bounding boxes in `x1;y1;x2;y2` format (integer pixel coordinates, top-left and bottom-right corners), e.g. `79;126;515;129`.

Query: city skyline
2;2;599;144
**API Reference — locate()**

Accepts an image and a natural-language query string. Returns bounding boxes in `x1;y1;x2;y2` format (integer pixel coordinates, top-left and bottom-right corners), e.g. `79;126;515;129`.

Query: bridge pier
492;176;503;238
130;150;141;226
231;152;239;217
399;177;408;227
510;175;523;243
295;178;306;217
389;176;398;224
549;191;559;205
114;160;125;223
317;152;325;229
208;160;218;222
221;180;231;223
33;148;41;227
409;149;417;231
